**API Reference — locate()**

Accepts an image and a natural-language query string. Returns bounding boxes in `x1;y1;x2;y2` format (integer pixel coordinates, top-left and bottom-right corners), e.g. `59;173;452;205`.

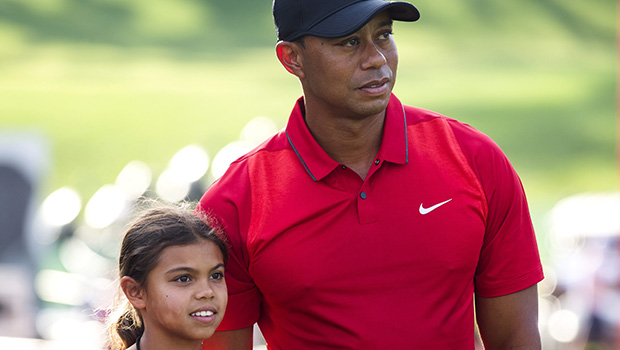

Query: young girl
106;201;228;350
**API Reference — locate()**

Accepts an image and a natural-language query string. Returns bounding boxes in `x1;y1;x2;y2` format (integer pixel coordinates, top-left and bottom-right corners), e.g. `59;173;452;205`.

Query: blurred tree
0;0;135;45
0;0;613;51
0;0;275;50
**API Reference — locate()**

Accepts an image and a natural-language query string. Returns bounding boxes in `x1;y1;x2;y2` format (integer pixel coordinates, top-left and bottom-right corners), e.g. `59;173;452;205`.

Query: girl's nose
195;280;215;299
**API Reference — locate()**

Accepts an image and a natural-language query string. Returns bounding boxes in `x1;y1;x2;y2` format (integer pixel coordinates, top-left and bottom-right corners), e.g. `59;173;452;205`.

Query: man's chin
356;96;390;117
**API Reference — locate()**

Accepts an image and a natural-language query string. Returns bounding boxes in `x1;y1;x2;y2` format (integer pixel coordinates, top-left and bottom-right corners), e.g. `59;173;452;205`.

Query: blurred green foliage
0;0;617;239
0;0;275;50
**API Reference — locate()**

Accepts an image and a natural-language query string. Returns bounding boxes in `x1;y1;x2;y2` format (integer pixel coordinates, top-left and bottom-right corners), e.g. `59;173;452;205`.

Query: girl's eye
211;272;225;281
175;275;191;283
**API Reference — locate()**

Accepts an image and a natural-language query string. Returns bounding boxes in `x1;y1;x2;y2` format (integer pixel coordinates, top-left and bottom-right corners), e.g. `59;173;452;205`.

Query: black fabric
273;0;419;41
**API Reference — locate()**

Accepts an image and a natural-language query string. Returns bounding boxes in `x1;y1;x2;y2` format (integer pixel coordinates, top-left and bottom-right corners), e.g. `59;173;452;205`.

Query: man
197;0;544;349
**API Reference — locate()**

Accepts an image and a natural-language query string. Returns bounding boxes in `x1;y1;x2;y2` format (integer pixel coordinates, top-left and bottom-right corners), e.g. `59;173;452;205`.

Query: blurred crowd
540;193;620;349
0;122;618;349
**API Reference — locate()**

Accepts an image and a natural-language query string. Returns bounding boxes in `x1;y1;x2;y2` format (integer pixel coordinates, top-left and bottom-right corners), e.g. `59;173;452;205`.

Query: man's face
298;11;398;119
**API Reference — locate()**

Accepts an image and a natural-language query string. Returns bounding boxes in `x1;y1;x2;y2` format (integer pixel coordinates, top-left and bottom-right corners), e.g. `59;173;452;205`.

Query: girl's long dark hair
105;200;228;350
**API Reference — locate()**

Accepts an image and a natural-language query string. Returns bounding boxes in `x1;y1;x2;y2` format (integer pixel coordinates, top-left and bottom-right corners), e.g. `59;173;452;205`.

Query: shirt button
374;159;380;165
360;192;367;199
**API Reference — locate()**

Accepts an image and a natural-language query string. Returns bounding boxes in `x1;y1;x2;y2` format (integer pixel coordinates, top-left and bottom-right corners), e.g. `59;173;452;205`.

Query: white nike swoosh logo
419;198;453;215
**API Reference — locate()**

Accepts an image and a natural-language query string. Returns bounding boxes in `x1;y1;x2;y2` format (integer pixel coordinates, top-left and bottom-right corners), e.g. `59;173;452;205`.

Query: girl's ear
120;276;146;310
276;41;305;79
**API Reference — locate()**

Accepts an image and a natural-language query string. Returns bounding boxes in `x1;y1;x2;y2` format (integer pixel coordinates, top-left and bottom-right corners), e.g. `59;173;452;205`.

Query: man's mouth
361;79;388;89
359;78;390;94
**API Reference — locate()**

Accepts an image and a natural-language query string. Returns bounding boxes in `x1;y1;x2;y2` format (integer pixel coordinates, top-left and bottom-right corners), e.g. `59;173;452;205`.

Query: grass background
0;0;617;259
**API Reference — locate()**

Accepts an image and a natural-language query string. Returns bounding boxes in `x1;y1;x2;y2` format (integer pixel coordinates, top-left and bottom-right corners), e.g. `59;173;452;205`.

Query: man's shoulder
402;104;461;125
402;104;444;122
228;129;290;165
402;104;475;133
401;104;500;153
206;129;293;191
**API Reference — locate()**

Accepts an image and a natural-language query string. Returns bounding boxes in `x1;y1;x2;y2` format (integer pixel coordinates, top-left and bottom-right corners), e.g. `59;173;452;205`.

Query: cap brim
291;1;419;41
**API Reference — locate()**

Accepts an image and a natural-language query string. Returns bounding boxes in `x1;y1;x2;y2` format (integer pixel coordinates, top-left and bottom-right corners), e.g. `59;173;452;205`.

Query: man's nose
361;42;387;70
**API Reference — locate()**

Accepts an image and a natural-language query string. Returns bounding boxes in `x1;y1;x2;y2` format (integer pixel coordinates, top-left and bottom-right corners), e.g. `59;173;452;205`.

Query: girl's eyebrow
211;263;225;272
165;263;225;275
166;266;196;274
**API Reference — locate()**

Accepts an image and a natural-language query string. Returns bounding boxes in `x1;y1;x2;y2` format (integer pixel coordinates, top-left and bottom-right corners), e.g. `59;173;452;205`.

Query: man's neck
304;108;385;180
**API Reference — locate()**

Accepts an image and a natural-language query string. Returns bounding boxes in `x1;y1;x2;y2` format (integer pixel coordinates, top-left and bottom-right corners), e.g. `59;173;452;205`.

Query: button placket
357;180;376;224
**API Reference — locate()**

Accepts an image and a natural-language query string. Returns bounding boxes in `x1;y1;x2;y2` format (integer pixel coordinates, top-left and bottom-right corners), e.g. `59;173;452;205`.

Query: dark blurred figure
587;237;620;349
0;132;48;337
0;165;32;263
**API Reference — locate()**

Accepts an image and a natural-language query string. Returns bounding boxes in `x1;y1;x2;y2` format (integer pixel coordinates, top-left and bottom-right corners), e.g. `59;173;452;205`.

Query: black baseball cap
273;0;420;42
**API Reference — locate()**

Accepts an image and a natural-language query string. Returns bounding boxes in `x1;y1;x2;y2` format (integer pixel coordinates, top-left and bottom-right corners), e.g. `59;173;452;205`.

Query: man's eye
378;31;393;40
175;275;191;283
343;38;360;47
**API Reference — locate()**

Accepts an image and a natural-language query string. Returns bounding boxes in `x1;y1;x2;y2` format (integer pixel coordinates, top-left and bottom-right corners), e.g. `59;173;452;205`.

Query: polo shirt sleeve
449;120;544;298
196;160;261;330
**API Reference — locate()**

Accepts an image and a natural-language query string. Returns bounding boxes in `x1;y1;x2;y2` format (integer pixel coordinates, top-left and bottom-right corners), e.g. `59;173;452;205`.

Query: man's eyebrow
328;19;394;42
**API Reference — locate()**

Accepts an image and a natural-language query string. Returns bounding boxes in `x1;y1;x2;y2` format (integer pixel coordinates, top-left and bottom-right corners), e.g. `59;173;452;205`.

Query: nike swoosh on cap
419;198;453;215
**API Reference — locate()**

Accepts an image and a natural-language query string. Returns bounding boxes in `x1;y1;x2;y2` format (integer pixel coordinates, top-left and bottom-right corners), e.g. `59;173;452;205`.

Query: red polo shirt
197;94;543;349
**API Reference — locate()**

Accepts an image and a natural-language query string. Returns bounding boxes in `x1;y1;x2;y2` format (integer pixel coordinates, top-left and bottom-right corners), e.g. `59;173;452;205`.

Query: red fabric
197;94;543;349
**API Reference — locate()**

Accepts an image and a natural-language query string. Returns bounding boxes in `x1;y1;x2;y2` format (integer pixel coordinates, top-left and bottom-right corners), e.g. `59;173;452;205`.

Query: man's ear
276;41;304;79
120;276;146;310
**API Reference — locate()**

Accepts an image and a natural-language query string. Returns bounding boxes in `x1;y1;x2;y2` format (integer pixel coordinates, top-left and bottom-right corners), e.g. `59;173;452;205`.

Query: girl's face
140;240;227;345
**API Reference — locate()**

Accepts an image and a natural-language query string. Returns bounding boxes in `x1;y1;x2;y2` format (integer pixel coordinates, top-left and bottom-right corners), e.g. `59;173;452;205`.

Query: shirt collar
285;93;408;182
